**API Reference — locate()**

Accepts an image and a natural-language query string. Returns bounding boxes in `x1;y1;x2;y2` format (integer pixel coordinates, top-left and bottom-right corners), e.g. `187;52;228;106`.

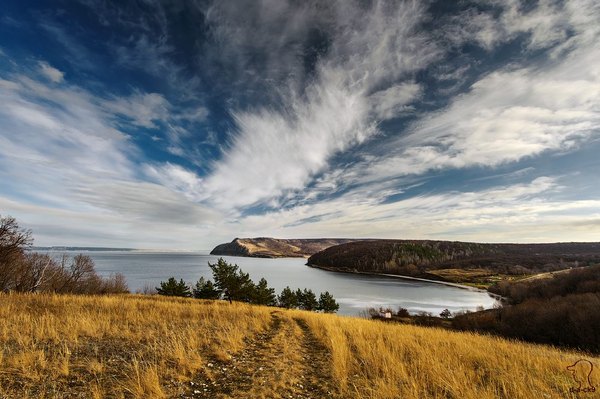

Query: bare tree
0;215;33;291
0;215;129;295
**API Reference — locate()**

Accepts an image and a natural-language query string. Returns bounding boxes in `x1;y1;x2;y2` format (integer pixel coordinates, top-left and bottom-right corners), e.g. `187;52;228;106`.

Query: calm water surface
46;250;498;316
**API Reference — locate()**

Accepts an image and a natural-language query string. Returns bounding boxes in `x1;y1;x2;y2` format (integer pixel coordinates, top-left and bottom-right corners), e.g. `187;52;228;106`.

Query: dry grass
0;293;271;398
294;311;599;399
0;293;597;399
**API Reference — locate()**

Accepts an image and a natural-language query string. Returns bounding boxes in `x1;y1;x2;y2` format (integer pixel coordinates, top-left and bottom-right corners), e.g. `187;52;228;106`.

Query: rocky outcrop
210;237;358;258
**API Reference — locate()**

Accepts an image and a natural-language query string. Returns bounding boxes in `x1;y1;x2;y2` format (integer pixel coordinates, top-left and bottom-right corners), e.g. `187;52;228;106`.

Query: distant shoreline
30;246;136;252
306;263;500;296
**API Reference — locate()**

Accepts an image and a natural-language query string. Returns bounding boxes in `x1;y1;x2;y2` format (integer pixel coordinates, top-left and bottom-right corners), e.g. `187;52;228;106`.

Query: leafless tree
0;215;33;291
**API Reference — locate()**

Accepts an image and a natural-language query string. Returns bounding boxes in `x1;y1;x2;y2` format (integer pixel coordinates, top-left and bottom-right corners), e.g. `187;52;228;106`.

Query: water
43;250;499;316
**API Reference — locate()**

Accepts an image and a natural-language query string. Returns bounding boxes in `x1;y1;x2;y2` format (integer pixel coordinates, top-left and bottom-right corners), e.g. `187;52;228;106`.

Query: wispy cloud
2;0;600;247
102;92;170;129
0;62;220;248
228;176;600;243
38;61;64;83
303;0;600;196
196;1;439;210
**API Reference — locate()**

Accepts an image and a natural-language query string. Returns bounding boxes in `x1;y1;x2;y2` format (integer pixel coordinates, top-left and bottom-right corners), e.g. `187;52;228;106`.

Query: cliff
210;237;358;258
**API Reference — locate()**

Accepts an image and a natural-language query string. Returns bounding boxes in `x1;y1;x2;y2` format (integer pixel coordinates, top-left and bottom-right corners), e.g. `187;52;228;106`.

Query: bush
396;307;410;317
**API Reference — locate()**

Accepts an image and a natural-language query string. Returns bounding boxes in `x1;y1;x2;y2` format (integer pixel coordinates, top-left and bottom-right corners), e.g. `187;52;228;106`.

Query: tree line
0;215;128;294
453;265;600;353
156;257;340;313
365;265;600;353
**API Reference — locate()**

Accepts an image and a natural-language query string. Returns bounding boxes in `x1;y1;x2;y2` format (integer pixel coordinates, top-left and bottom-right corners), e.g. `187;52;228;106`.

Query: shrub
396;307;410;317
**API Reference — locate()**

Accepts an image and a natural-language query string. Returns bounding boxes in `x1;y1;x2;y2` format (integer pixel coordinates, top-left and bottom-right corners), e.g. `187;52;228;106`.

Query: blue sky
1;0;599;249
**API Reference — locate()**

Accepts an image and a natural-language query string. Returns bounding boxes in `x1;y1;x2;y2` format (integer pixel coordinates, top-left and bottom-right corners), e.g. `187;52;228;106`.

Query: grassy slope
0;294;597;399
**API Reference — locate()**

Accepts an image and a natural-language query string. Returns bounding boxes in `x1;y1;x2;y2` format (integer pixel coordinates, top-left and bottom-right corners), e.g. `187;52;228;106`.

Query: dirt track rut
180;311;336;399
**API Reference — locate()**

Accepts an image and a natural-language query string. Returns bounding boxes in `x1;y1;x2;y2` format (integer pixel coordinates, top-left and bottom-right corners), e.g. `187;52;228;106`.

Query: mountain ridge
307;239;600;287
210;237;359;258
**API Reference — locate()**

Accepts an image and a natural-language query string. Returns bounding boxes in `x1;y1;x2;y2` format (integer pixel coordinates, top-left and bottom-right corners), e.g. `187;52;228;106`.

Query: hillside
210;237;357;258
1;293;597;399
307;240;600;287
453;265;600;352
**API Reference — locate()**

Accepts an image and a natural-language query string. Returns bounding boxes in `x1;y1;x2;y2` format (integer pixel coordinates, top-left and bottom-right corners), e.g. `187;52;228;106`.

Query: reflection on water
42;251;498;316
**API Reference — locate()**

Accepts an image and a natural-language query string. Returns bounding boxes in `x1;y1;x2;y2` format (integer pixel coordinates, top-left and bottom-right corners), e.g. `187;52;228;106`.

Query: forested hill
307;240;600;284
210;238;358;258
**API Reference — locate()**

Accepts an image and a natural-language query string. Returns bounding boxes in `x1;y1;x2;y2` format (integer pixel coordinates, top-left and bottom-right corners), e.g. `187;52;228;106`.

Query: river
44;250;499;316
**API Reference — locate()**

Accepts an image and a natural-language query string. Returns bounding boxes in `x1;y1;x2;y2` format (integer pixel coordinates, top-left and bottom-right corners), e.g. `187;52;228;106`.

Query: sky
1;0;600;249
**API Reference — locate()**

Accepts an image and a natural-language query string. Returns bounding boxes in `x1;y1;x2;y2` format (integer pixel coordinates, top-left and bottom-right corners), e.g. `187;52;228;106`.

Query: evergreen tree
192;277;221;299
295;288;304;306
209;258;254;302
298;288;318;311
278;286;298;309
439;308;452;319
252;277;277;306
156;277;191;297
317;291;339;313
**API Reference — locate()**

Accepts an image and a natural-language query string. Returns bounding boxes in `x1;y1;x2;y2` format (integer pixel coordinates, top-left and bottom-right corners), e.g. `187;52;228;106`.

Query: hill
307;239;600;287
210;237;358;258
453;264;600;352
0;293;597;399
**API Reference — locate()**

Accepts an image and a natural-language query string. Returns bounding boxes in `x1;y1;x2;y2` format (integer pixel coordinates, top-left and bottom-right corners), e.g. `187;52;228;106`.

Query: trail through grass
0;293;597;398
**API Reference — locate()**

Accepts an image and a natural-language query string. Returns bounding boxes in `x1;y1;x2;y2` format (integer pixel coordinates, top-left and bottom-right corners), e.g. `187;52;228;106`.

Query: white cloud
0;66;219;249
4;1;600;248
227;176;600;243
199;0;439;210
102;92;170;129
444;0;570;51
38;61;64;83
177;106;209;123
369;83;421;120
330;2;600;188
145;163;204;202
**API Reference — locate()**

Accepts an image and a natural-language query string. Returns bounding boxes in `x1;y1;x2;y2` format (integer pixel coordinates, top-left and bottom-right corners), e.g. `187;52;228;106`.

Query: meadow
0;293;597;399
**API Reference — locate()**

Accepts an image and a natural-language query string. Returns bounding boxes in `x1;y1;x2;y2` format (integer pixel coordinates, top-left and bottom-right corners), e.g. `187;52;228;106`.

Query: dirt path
178;311;337;399
292;318;337;399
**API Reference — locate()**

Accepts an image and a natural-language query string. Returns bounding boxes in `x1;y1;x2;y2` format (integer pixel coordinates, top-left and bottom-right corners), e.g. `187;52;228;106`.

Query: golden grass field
0;293;598;399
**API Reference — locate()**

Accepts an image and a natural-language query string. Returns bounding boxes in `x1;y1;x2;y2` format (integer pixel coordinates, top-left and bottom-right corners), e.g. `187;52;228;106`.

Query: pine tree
252;277;277;306
192;277;221;299
298;288;318;311
208;258;254;302
156;277;191;297
278;286;298;309
317;291;339;313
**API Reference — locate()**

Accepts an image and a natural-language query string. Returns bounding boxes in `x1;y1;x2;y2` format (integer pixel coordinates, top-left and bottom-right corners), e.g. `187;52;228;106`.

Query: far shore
306;263;503;298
